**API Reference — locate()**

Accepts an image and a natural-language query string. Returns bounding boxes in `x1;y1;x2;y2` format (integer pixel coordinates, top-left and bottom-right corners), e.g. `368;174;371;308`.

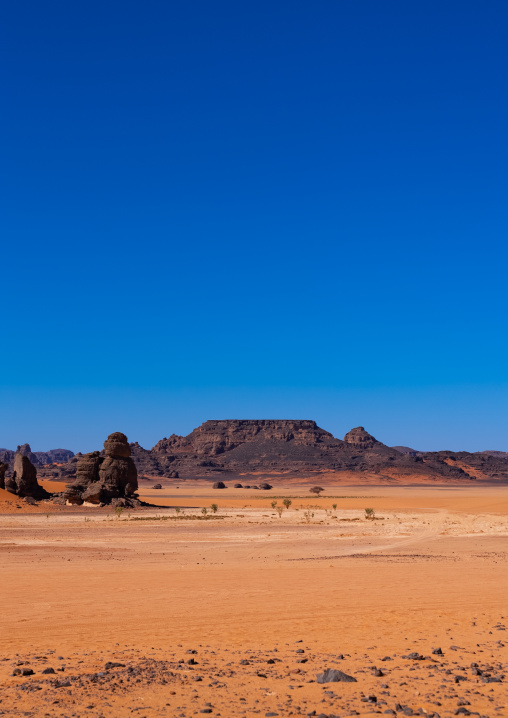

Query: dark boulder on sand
316;668;357;684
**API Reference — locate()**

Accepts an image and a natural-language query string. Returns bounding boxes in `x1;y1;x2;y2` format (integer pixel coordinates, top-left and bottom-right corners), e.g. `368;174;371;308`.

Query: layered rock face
145;419;502;482
5;453;47;499
153;420;333;458
64;433;138;506
147;419;412;477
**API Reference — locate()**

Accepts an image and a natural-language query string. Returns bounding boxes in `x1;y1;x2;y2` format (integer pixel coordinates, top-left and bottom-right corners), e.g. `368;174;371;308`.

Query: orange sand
0;485;507;716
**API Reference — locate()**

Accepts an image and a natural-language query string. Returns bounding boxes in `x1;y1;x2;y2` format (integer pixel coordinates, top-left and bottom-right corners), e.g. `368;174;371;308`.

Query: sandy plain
0;481;507;718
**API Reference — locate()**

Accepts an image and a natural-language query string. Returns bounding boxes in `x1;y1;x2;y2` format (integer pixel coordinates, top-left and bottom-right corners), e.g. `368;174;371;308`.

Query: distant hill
392;446;420;456
0;444;74;469
34;420;508;485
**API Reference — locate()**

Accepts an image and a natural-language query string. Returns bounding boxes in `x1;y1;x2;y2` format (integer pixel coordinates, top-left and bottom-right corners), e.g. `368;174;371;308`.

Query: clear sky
1;1;507;453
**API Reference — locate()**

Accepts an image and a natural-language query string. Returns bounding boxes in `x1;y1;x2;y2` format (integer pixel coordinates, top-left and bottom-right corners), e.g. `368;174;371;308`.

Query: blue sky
1;1;507;452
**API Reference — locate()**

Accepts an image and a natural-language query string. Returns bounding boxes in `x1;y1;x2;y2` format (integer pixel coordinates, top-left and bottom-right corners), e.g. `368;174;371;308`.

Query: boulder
259;483;273;490
316;668;357;684
233;483;243;488
64;485;84;505
212;481;226;489
81;482;110;505
152;483;162;489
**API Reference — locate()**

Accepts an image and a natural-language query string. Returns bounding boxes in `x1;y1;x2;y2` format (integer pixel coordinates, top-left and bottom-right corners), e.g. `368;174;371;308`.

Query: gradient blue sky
2;1;507;453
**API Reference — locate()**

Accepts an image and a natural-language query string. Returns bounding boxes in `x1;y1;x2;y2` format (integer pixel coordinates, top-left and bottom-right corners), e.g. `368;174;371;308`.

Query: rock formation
15;443;41;466
0;445;74;471
5;453;47;499
34;448;75;465
40;420;508;486
0;461;7;490
343;427;380;449
64;432;139;506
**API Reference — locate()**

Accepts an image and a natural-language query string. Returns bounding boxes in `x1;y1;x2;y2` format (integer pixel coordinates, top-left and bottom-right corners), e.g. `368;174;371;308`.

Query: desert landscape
1;467;507;717
5;1;507;715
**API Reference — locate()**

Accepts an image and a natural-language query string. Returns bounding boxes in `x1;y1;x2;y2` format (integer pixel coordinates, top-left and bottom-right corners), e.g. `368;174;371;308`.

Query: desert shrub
210;503;218;513
282;498;292;510
364;507;375;519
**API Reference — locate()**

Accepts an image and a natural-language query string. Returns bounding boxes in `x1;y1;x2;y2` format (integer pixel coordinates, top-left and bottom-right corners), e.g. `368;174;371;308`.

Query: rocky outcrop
100;432;138;497
34;448;75;465
5;454;48;499
123;419;501;483
153;419;333;459
0;461;7;490
64;452;102;504
343;427;380;449
35;420;508;486
0;449;15;467
64;433;138;506
15;443;40;466
392;446;420;456
0;445;74;471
